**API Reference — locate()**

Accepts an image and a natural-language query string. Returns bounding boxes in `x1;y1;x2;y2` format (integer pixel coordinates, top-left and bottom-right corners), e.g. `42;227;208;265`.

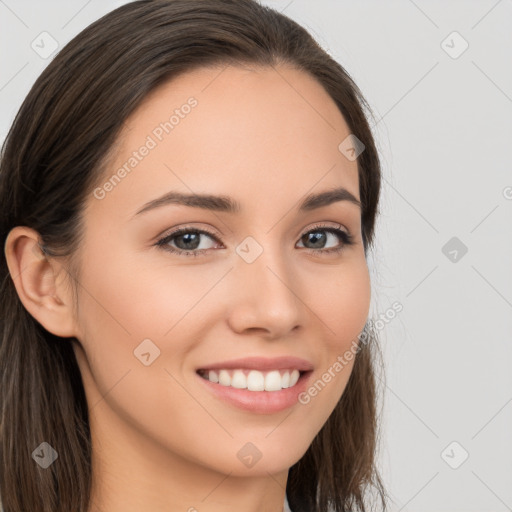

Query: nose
225;245;304;339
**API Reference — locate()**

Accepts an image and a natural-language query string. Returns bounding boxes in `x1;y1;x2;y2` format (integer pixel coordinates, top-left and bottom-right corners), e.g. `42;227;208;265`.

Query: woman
0;1;388;511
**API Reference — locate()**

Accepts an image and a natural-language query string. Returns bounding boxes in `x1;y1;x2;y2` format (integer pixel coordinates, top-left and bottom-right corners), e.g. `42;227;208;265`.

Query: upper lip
196;356;314;372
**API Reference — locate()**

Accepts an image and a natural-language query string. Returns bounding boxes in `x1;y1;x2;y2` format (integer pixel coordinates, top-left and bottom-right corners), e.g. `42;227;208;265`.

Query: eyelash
154;223;354;258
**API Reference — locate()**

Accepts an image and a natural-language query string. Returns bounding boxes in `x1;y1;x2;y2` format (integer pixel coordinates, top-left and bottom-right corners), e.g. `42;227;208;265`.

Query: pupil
305;232;325;249
177;232;200;250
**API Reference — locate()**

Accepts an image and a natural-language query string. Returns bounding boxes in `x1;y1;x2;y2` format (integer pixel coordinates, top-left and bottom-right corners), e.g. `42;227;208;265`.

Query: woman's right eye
155;228;220;258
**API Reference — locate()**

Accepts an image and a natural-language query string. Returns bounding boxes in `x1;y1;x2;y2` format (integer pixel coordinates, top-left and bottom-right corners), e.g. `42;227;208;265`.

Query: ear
4;226;81;339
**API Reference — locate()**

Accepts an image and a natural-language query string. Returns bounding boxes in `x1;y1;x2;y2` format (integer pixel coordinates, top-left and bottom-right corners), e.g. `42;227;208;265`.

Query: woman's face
72;64;370;480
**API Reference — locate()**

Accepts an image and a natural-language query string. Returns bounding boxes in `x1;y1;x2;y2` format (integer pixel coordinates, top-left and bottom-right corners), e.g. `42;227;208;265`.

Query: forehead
90;64;359;222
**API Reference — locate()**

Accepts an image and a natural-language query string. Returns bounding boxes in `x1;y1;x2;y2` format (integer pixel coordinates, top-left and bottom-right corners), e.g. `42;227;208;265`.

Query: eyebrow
133;186;361;217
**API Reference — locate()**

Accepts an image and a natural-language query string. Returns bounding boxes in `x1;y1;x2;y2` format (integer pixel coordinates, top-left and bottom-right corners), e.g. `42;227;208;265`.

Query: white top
283;492;293;512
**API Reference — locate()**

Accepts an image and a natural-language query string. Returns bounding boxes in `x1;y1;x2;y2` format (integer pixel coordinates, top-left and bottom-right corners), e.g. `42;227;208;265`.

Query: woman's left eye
296;224;354;254
154;223;354;258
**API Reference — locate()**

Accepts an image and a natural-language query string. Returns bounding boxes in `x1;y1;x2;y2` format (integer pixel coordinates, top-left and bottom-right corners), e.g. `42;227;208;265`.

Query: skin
5;64;370;512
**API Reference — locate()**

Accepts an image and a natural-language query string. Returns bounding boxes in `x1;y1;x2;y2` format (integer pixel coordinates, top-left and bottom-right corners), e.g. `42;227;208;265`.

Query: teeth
247;370;264;391
218;370;230;386
264;370;281;391
200;368;301;391
231;370;248;389
281;371;290;388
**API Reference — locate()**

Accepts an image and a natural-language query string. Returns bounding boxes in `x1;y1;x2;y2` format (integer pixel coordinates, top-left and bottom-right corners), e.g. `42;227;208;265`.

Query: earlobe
4;226;80;339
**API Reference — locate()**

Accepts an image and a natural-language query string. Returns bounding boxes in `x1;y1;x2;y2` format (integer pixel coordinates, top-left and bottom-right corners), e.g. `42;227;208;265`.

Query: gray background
1;1;511;510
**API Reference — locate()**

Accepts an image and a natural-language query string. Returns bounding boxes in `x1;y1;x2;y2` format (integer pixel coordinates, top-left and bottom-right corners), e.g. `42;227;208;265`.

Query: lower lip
196;371;314;414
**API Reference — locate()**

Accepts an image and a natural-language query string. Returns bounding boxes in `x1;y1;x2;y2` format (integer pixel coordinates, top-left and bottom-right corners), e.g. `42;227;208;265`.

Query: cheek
77;247;213;342
73;246;236;421
72;250;226;461
318;258;371;348
72;248;183;396
305;258;370;408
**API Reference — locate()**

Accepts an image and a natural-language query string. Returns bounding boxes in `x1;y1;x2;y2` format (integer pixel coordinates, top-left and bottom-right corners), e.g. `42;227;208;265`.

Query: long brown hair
0;1;388;511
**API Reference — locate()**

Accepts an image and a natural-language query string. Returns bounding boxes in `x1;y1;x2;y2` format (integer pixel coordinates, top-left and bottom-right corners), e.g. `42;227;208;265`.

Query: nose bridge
228;236;303;335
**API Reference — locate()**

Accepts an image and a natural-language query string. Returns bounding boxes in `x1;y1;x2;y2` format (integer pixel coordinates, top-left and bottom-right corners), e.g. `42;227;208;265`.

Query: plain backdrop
1;1;511;511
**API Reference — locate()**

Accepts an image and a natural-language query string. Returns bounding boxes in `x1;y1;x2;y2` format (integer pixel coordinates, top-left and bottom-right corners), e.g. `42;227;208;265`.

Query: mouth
196;368;311;392
194;355;314;413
